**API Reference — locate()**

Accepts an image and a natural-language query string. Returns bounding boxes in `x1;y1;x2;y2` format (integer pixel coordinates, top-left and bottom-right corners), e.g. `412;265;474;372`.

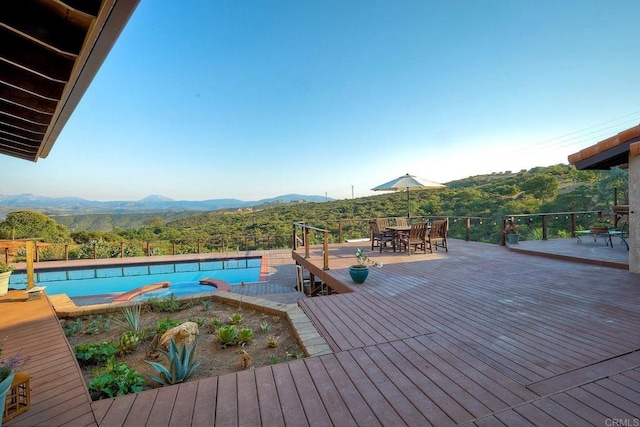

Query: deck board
4;241;640;425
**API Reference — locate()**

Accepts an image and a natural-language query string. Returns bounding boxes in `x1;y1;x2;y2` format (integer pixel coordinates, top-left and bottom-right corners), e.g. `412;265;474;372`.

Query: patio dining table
387;225;428;252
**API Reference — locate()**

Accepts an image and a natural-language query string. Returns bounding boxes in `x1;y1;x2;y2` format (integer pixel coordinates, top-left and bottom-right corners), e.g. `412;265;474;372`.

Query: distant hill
0;193;331;221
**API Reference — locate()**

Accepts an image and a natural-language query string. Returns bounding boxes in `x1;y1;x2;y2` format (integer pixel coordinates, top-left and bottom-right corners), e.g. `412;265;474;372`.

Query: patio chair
427;219;448;253
398;222;428;255
395;217;409;227
370;220;395;252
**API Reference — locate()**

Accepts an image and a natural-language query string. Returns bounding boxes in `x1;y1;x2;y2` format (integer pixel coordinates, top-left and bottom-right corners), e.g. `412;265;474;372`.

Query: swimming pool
9;257;262;298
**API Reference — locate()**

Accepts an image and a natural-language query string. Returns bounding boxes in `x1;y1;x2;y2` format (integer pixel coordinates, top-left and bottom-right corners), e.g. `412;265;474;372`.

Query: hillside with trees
0;165;628;253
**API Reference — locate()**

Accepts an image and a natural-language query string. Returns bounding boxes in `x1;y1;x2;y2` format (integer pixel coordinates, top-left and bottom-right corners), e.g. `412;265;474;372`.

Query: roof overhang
0;0;140;162
568;124;640;170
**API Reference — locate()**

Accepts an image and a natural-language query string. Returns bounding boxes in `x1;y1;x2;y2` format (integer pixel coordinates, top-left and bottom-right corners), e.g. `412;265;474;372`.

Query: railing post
501;218;507;245
172;241;176;255
570;213;577;237
465;217;471;241
93;242;97;259
65;244;69;261
221;238;226;253
304;227;310;259
34;243;39;262
197;239;202;254
121;242;125;258
4;247;8;263
323;231;330;270
146;241;151;256
541;214;548;240
292;224;297;250
338;221;343;243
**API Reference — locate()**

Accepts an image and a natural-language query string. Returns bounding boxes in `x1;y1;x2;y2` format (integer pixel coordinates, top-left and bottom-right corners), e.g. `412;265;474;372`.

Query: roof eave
38;0;140;160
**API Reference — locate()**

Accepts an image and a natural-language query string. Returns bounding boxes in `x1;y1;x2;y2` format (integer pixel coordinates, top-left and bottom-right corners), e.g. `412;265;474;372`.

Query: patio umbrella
372;173;445;218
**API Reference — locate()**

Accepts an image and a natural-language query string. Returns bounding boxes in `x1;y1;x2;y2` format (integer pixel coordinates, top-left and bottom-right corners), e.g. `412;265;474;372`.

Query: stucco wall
629;154;640;273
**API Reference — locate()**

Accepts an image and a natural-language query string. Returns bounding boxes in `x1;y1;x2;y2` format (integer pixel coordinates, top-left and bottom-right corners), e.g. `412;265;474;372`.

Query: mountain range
0;193;331;219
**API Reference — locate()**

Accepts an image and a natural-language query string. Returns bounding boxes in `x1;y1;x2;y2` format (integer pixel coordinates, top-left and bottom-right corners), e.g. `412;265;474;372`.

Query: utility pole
351;185;354;199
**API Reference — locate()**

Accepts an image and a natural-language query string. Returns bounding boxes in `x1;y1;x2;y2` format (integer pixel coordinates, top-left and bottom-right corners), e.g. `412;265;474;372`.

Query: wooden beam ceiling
0;0;139;161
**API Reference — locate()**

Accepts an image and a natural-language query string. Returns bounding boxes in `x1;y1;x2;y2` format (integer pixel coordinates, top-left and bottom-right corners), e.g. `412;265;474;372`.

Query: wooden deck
3;240;640;425
1;293;96;426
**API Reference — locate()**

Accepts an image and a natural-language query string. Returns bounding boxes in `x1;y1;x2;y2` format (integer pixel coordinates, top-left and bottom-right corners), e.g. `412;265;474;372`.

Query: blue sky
2;0;640;201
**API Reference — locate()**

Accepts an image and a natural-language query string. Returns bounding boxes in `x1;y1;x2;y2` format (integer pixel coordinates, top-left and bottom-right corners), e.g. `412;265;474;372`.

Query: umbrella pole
407;189;410;219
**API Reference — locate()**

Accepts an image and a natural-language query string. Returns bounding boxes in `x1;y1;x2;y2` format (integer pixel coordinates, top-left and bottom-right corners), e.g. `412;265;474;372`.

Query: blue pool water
9;258;261;297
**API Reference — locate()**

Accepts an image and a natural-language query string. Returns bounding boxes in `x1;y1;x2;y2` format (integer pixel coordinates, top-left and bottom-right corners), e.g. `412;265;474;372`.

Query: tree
520;174;558;200
0;210;71;242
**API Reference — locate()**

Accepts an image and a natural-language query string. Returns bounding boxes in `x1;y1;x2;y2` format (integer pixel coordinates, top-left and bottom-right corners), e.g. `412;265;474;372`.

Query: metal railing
1;209;623;264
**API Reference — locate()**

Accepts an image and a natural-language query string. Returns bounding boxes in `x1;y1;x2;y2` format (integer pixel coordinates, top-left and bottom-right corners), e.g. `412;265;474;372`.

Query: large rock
159;321;199;349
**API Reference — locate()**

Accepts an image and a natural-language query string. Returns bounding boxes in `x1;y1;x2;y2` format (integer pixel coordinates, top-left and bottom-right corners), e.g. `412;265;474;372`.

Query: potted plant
503;223;519;244
589;218;612;233
0;263;14;297
0;339;30;426
349;248;382;284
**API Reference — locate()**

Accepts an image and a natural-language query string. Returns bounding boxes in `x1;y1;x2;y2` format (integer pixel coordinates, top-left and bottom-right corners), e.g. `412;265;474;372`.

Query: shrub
75;341;119;365
89;356;145;400
146;338;202;386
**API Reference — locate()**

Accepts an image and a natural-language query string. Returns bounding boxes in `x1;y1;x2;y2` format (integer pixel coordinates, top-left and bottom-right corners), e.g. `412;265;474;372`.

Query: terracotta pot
589;226;609;233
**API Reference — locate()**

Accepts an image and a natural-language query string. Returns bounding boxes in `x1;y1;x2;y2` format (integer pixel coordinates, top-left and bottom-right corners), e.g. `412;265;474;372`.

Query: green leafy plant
216;325;238;347
268;354;279;364
75;341;119;365
86;315;112;335
228;313;244;325
63;318;84;337
146;294;182;312
201;300;211;311
354;248;381;267
237;328;254;345
89;356;145;400
156;317;180;334
145;338;202;386
0;263;14;273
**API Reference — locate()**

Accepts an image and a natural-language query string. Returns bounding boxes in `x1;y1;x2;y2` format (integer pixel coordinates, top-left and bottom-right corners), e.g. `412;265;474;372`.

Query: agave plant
113;304;142;332
228;313;244;324
237;328;254;345
216;325;238;347
145;338;202;386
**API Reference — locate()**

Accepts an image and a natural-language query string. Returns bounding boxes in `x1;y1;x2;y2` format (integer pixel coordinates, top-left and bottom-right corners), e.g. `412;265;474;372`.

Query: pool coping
49;290;332;358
